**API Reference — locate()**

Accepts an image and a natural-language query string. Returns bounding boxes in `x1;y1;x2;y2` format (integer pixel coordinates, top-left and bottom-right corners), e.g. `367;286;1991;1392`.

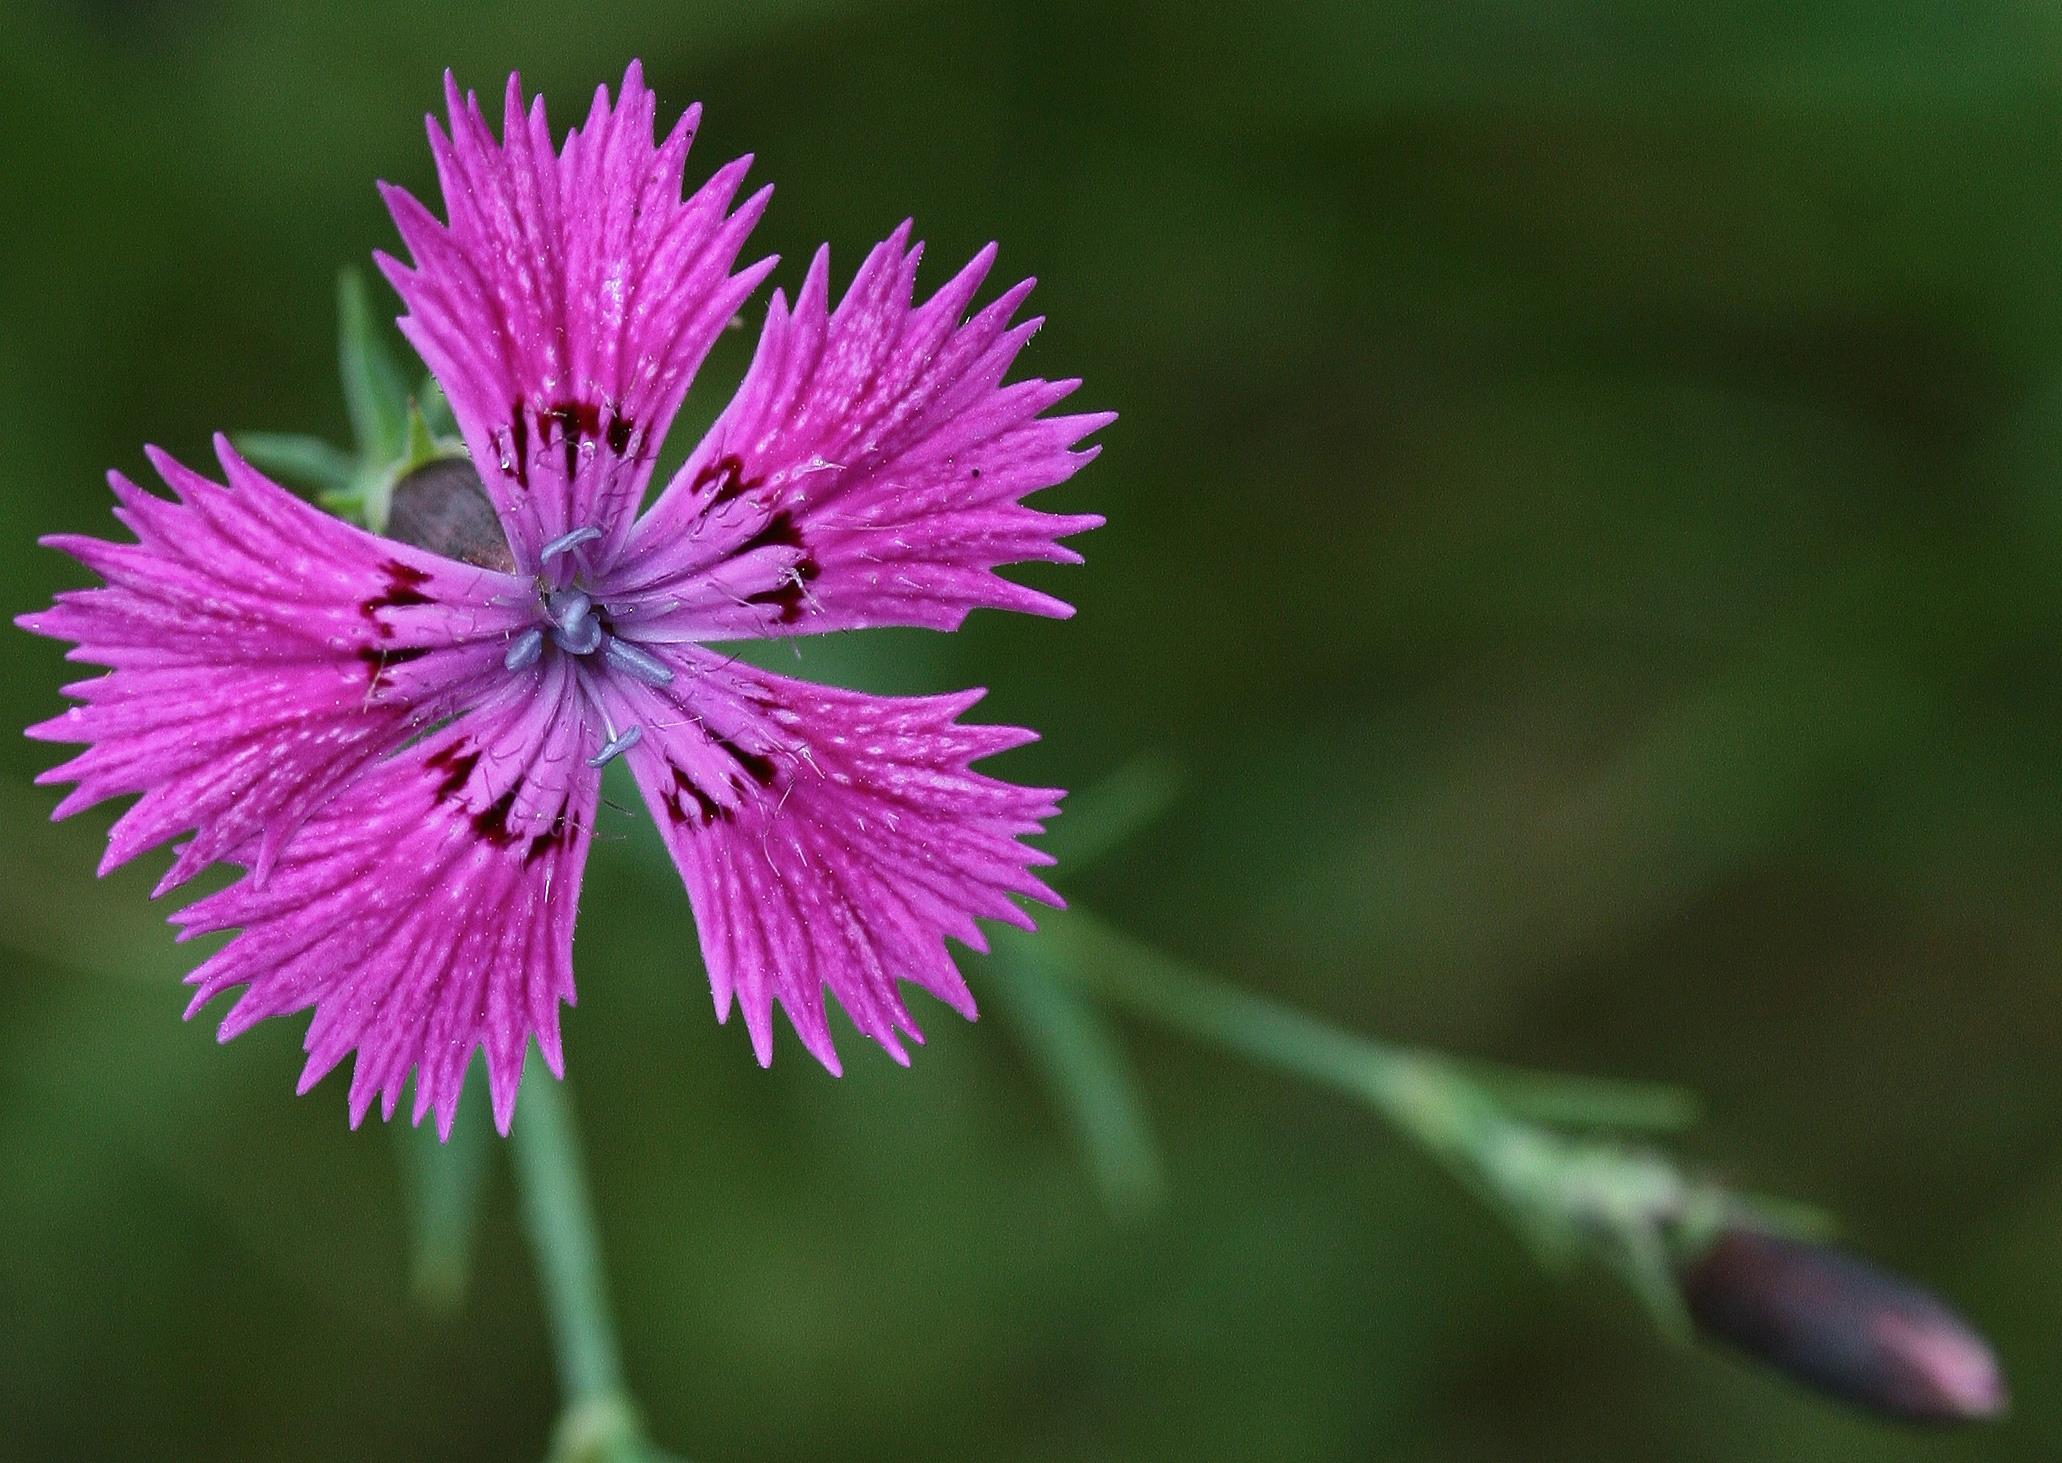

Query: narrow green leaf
338;267;412;463
1612;1223;1695;1341
396;1067;496;1315
317;481;373;526
1729;1192;1842;1243
991;931;1164;1220
419;373;460;439
1042;756;1183;872
1458;1060;1701;1133
232;431;358;497
404;401;440;469
357;400;459;535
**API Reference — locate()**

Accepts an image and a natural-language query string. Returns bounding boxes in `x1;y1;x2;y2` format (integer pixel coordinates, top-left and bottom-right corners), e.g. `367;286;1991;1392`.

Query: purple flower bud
1681;1225;2006;1424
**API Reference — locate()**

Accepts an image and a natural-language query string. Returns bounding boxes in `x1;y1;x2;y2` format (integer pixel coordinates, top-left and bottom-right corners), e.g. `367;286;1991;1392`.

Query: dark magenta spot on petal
662;765;728;826
537;400;636;480
734;511;817;622
747;565;819;623
714;735;777;790
361;561;436;636
507;401;529;488
425;742;480;804
471;777;525;846
542;401;600;482
525;800;571;865
358;643;430;691
691;453;751;506
739;510;801;557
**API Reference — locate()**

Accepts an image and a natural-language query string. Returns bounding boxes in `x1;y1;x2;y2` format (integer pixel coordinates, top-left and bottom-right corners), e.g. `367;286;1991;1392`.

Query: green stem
1038;907;1710;1329
511;1078;647;1463
1041;907;1691;1176
990;935;1165;1219
1045;909;1506;1159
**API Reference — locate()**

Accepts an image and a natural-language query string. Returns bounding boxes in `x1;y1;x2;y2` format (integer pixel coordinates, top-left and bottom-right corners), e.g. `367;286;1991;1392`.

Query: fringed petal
175;663;600;1136
18;437;528;891
378;62;776;563
592;647;1062;1071
606;224;1109;635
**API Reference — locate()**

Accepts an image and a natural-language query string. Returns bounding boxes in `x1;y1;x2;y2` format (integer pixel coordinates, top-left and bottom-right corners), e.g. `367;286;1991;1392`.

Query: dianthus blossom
20;63;1106;1134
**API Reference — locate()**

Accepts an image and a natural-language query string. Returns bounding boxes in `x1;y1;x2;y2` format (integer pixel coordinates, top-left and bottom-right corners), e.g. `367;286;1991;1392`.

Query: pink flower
19;64;1107;1135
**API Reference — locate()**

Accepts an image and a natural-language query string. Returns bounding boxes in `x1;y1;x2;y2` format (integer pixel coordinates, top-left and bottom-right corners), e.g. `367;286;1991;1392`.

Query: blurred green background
2;1;2059;1458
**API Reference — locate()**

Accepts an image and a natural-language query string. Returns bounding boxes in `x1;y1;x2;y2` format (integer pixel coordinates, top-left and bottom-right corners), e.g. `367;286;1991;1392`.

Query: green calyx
232;266;463;533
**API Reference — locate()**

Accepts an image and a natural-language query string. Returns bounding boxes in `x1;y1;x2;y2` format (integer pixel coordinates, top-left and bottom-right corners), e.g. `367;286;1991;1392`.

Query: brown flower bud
386;458;515;573
1680;1225;2005;1424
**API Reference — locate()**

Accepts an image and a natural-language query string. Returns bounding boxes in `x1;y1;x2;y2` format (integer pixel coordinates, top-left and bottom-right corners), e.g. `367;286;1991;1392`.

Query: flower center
497;526;675;768
546;588;603;655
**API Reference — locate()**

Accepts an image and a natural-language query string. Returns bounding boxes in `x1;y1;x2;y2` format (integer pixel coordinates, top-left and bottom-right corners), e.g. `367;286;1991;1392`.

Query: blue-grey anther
585;724;642;769
547;588;603;655
539;525;602;561
503;626;545;672
602;636;675;687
